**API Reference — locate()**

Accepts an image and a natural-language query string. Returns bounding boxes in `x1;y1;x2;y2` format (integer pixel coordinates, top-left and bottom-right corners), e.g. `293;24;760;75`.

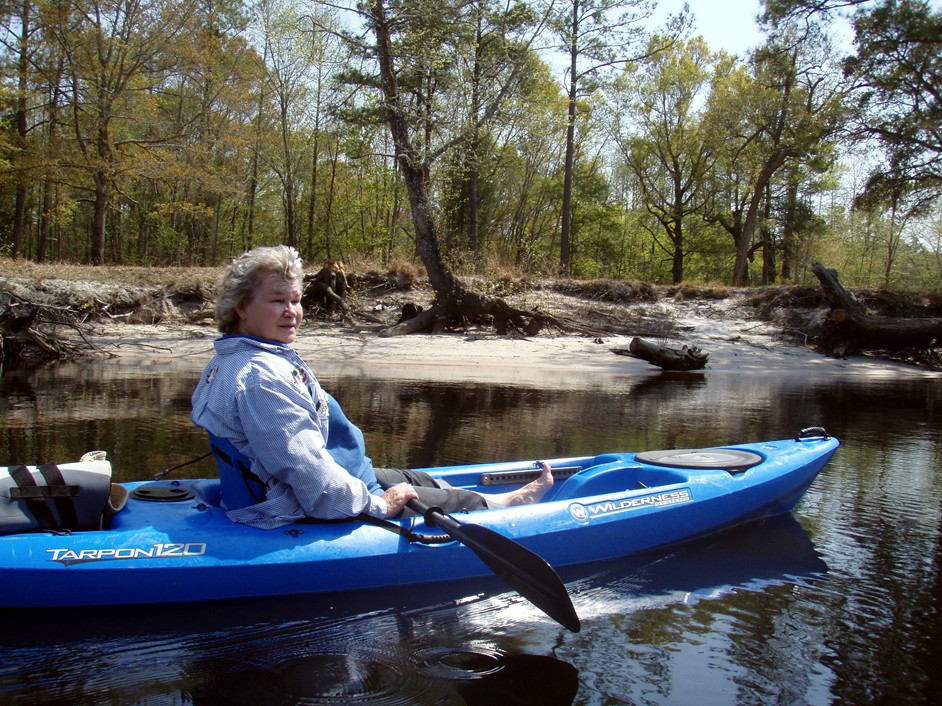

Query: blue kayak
0;429;838;610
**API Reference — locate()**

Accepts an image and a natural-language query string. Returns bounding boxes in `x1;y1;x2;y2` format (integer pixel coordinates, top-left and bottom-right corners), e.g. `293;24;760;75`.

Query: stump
304;261;351;320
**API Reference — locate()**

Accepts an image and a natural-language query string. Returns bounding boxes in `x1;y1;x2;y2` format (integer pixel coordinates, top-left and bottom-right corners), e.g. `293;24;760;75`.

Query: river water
0;350;940;705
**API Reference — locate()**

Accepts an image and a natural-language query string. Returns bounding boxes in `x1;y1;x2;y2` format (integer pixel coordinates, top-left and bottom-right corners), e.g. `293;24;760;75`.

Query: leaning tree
328;0;572;336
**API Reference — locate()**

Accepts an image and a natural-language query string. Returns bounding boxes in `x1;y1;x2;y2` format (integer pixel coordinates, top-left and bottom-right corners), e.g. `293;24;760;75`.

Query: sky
651;0;881;57
653;0;765;57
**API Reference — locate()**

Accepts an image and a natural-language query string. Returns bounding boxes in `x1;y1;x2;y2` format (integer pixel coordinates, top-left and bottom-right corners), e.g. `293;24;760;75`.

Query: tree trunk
306;68;324;259
11;0;32;260
324;147;339;259
306;139;319;258
280;95;297;249
37;179;52;262
371;0;462;298
91;169;109;266
670;199;683;284
12;185;28;261
781;180;797;281
732;154;786;286
244;88;266;253
761;183;775;285
368;0;570;338
559;1;579;276
467;11;483;259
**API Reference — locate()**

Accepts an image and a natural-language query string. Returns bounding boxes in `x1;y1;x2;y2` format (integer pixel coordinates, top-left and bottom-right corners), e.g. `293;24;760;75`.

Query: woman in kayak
191;245;553;529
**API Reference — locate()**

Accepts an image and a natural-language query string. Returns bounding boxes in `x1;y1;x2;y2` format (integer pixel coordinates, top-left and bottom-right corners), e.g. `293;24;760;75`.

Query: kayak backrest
207;434;267;510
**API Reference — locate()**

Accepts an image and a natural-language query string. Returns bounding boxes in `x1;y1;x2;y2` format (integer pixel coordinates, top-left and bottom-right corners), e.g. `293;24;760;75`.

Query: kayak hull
0;433;839;609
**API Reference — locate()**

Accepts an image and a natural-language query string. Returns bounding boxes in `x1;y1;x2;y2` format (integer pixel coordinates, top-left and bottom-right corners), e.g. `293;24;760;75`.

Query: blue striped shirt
191;335;387;528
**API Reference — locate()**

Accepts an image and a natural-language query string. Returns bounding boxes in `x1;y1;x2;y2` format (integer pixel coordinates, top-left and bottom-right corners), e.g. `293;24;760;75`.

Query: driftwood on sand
613;337;709;371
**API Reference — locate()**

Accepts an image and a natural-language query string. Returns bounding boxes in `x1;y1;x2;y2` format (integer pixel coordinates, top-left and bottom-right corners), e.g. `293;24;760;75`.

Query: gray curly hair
215;245;304;334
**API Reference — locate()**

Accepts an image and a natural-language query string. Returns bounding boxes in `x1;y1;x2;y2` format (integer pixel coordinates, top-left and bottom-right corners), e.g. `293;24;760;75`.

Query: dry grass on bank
4;257;938;323
0;257;662;306
0;258;219;288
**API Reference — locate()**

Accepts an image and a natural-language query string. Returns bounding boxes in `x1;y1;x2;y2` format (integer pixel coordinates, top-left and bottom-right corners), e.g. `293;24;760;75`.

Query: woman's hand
381;482;419;518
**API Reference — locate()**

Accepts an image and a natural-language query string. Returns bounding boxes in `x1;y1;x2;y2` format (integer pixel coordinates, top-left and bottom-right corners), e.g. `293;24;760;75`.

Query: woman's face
236;273;303;344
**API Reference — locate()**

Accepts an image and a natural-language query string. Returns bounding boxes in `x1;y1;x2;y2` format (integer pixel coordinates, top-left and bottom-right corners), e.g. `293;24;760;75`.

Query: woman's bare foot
484;462;554;507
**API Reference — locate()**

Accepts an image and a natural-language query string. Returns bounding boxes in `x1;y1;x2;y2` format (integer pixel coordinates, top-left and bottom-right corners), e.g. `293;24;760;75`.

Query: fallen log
811;263;942;357
613;337;709;371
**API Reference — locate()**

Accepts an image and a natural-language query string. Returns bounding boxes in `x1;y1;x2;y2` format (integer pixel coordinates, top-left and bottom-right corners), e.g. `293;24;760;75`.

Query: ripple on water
180;639;577;706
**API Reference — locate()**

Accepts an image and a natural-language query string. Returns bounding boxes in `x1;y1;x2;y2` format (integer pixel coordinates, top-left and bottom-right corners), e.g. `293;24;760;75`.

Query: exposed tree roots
378;287;594;338
0;291;107;367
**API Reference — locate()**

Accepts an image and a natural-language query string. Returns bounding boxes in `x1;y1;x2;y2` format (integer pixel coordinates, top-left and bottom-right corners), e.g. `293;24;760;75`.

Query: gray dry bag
1;460;113;534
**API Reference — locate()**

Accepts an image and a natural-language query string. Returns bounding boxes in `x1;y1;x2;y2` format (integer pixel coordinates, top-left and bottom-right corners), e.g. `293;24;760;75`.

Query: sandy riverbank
88;309;941;384
4;261;938;381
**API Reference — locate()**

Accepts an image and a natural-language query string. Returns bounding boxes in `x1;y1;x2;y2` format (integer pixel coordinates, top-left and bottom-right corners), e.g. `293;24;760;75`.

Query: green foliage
0;0;937;294
844;0;942;205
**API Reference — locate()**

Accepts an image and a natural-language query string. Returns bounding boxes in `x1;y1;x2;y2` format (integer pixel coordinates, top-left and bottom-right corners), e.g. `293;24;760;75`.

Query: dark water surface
1;354;940;705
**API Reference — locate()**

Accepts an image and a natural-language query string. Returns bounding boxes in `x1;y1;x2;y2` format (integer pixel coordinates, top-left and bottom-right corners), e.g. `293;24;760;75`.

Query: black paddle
408;498;581;632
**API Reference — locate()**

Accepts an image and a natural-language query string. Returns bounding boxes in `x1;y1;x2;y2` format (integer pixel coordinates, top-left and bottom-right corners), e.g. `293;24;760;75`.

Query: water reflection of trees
1;364;941;703
0;362;211;479
0;361;202;424
799;428;942;704
327;373;930;469
2;364;939;481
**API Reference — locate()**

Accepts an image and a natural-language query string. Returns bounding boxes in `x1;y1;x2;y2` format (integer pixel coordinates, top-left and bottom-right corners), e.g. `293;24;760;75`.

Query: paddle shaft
408;498;580;632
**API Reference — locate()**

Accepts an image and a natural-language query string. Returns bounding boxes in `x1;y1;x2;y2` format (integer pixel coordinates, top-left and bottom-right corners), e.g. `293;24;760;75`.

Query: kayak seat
547;462;687;502
545;462;640;501
207;434;267;510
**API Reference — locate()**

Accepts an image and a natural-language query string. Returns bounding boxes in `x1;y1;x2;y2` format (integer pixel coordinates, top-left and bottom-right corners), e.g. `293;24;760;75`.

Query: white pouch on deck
0;459;113;534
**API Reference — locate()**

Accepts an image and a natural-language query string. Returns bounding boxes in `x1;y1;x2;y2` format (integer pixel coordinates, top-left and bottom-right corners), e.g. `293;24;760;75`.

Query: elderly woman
191;245;552;529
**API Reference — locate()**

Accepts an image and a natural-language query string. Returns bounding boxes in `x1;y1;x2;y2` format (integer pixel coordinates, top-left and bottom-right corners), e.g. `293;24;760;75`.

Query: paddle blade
449;521;581;633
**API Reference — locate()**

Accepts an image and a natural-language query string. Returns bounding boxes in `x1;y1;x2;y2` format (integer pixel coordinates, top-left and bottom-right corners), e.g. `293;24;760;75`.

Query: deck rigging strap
8;465;63;530
38;464;80;529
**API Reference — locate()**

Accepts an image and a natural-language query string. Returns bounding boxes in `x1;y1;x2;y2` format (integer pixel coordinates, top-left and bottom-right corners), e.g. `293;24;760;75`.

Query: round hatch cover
129;484;195;502
635;448;763;471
